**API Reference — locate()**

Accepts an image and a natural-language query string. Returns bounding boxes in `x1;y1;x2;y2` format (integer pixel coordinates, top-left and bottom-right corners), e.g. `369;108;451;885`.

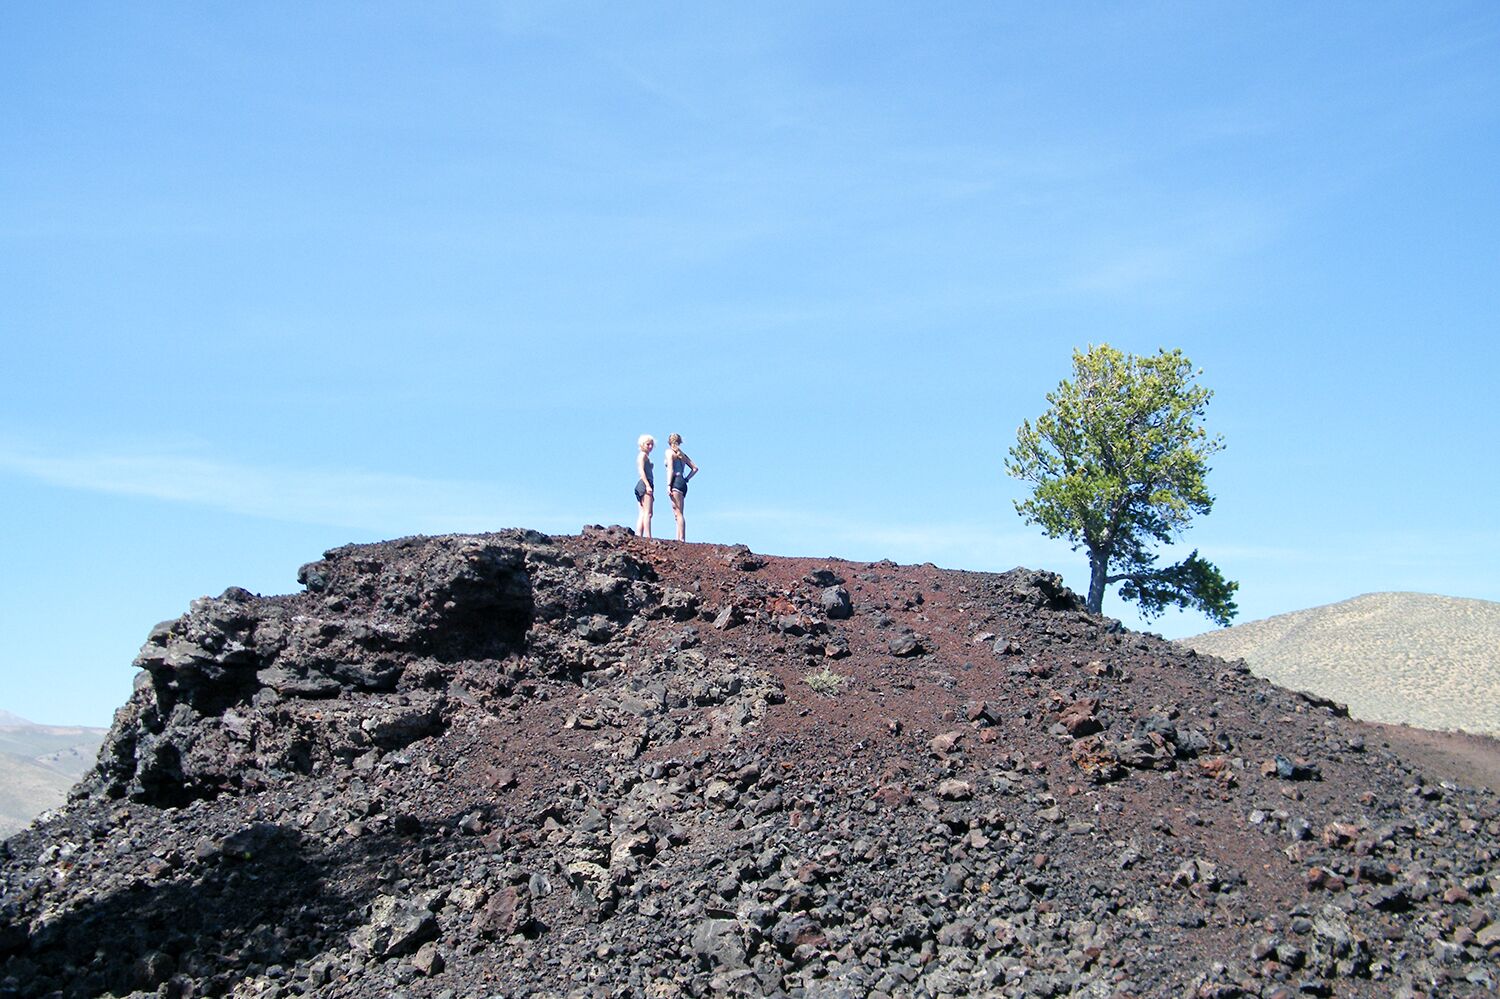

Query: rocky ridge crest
2;528;1498;998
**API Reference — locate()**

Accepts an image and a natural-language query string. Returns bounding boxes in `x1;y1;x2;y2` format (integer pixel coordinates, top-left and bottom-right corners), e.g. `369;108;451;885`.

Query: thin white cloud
1071;246;1189;295
1065;200;1281;297
708;505;1069;570
0;441;584;536
1151;542;1311;563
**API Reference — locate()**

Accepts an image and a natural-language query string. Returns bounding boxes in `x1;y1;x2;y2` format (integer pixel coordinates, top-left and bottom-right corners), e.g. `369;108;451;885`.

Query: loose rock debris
2;526;1498;997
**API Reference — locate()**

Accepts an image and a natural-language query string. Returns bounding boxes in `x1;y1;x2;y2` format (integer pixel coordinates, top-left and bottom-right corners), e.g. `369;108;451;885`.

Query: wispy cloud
707;505;1073;571
0;441;585;535
1065;199;1281;298
1192;543;1311;562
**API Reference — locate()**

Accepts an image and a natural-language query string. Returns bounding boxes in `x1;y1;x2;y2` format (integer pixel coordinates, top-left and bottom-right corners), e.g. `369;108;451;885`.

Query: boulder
691;919;747;970
819;586;853;620
350;895;438;959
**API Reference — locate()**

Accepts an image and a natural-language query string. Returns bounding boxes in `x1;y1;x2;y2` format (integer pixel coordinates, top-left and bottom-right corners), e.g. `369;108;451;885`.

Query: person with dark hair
664;433;698;541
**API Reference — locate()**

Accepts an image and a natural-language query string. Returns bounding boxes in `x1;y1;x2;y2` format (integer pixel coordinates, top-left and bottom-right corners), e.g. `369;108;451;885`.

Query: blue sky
3;4;1497;725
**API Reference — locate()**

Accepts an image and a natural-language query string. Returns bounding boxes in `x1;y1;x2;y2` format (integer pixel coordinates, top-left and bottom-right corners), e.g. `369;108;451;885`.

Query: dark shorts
635;480;650;503
671;475;688;495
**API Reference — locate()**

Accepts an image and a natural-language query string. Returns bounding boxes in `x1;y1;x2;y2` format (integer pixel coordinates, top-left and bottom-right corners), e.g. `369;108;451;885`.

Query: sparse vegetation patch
803;666;848;695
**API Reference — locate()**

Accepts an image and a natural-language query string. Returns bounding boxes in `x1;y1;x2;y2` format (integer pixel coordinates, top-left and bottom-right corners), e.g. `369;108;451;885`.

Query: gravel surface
2;529;1498;998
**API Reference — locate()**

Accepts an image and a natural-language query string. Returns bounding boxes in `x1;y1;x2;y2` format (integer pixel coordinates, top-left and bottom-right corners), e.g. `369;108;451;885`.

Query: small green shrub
803;666;848;695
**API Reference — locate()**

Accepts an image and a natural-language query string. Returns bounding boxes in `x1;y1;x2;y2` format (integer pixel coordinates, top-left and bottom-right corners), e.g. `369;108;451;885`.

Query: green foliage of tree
1006;344;1239;626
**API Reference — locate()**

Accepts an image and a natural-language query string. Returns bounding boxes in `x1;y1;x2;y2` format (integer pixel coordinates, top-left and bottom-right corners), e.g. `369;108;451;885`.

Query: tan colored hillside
1179;592;1500;737
0;714;106;839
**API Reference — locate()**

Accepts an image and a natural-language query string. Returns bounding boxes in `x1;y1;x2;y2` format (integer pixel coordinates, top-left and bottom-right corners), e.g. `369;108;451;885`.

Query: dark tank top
670;453;686;479
641;457;654;485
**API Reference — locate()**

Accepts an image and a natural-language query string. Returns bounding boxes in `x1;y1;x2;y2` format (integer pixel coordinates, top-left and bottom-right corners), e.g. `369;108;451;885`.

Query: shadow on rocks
0;820;426;999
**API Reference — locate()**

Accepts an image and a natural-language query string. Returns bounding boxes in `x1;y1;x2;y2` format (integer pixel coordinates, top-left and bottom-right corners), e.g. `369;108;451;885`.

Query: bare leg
670;488;686;541
637;495;654;538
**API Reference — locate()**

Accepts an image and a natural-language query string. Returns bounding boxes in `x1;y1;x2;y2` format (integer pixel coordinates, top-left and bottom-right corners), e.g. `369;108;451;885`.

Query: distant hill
0;712;107;839
1179;592;1500;737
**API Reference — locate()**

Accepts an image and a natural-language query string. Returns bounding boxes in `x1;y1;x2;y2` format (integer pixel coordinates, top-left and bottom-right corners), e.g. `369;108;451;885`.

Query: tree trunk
1086;551;1108;615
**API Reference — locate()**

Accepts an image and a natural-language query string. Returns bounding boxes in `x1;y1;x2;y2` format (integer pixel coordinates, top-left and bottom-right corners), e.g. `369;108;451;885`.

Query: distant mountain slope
1179;592;1500;737
0;713;106;838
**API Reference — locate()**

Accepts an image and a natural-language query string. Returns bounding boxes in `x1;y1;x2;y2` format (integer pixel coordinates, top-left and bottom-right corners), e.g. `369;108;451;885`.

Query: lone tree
1006;344;1238;626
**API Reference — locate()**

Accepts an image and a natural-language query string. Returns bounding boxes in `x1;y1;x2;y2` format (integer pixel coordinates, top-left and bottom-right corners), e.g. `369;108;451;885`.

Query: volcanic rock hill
3;529;1499;999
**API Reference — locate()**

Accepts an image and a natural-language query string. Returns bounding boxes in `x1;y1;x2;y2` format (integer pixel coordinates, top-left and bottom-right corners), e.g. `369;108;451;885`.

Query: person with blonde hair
634;434;655;538
664;433;698;541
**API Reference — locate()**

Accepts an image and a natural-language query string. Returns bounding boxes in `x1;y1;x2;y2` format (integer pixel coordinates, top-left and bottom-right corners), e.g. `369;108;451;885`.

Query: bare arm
683;452;698;480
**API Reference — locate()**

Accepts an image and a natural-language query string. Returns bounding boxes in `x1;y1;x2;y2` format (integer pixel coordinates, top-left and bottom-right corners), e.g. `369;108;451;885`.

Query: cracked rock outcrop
3;527;1498;998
